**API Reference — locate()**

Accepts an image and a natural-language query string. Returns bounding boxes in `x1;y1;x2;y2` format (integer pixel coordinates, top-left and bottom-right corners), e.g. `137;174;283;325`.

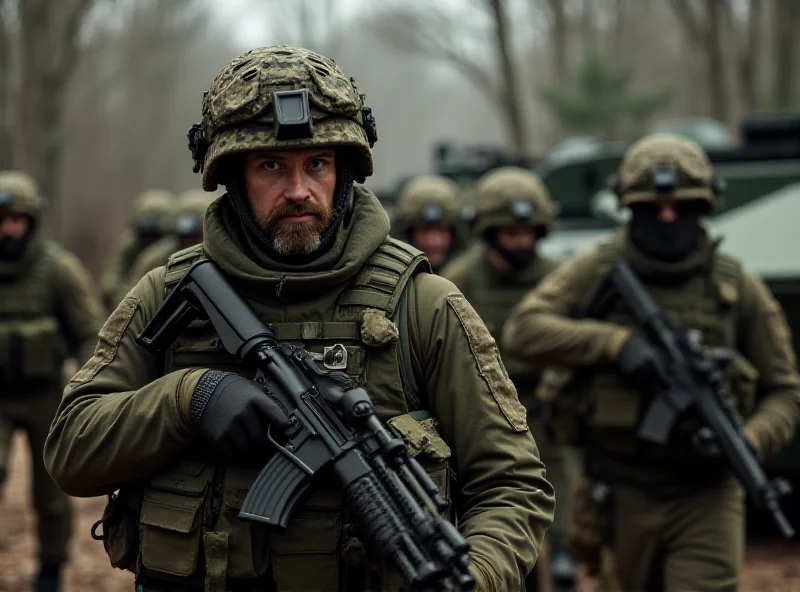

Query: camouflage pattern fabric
0;170;44;220
199;46;374;189
618;133;716;209
472;166;555;238
392;175;461;235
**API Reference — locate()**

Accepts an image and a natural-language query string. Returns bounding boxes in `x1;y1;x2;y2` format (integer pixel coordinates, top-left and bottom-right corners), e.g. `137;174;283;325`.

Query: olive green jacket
45;188;554;591
0;236;104;367
502;229;800;460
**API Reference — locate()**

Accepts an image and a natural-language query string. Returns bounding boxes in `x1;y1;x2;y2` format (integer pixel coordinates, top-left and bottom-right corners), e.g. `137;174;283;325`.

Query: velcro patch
447;294;528;432
360;308;399;347
69;296;139;386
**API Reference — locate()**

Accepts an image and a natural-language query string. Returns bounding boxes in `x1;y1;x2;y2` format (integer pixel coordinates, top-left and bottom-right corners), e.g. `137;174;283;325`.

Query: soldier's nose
658;201;678;222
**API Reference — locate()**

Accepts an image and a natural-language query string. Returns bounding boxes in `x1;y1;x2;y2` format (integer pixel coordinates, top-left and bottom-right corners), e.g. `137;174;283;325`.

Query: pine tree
538;52;675;140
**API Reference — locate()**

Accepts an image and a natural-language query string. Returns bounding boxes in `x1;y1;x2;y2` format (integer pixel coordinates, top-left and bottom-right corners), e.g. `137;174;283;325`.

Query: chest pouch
138;461;215;582
0;317;61;387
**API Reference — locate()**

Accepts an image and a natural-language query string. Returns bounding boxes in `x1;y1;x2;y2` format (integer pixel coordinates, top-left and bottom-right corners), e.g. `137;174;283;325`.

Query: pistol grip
238;451;311;529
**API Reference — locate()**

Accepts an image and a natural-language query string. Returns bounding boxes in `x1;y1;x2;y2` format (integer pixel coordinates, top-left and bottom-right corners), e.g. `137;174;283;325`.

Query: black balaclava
629;203;702;263
0;216;35;261
485;227;537;270
224;150;355;265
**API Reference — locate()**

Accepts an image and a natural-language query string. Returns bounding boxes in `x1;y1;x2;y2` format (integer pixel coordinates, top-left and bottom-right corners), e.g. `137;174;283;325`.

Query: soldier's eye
261;160;281;171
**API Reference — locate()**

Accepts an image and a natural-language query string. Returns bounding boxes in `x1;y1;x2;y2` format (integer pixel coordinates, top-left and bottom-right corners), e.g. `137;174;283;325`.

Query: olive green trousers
610;475;744;592
0;390;73;566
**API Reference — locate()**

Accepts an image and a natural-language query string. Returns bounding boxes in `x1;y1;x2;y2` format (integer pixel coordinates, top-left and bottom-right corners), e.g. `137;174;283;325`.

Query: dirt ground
0;433;798;592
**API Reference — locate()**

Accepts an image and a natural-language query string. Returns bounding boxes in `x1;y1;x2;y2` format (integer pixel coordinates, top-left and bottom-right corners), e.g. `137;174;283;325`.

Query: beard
257;200;333;256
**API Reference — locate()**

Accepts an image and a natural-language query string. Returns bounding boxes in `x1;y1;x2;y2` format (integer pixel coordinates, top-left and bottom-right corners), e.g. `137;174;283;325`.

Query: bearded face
258;198;334;255
242;148;338;257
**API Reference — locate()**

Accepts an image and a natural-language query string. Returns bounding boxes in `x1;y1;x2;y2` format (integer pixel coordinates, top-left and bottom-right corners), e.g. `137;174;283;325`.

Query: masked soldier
441;166;577;592
392;174;462;273
0;170;104;592
44;46;554;592
101;189;175;310
118;189;216;301
503;134;800;592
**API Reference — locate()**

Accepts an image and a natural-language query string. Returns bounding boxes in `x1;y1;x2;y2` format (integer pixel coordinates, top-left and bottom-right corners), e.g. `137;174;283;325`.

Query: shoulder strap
338;238;431;411
711;250;743;347
336;238;431;319
163;244;206;298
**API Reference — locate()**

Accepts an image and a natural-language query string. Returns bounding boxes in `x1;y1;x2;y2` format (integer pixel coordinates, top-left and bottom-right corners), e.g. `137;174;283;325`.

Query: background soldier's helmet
133;189;175;234
190;45;378;191
173;190;216;236
473;166;555;238
393;175;461;235
616;133;720;212
0;170;44;221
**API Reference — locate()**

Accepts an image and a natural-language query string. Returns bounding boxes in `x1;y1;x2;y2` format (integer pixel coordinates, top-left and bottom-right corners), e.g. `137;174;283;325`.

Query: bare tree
669;0;734;125
0;0;15;169
8;0;100;209
735;0;763;113
377;0;529;154
773;0;799;108
541;0;569;85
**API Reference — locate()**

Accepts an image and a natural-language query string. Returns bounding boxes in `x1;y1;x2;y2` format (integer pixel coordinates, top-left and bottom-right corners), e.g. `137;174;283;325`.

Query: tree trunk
774;0;799;108
489;0;528;154
705;0;731;124
545;0;568;85
738;0;763;112
0;8;13;169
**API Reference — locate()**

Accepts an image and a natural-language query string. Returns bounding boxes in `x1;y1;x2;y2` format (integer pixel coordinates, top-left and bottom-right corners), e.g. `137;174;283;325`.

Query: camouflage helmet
174;190;215;236
133;189;175;234
617;133;719;211
473;167;555;238
393;175;461;235
0;170;44;220
189;46;378;191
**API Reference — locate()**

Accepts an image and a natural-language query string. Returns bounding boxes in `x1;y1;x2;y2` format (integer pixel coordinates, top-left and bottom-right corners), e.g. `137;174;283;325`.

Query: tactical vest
0;243;64;389
99;239;455;592
460;252;557;388
540;236;759;463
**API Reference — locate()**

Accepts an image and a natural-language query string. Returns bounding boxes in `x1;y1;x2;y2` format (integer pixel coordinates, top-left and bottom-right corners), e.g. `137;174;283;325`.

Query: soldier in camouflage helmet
392;174;462;272
45;46;554;592
117;189;216;301
100;189;175;310
0;170;104;592
503;133;800;591
441;166;577;591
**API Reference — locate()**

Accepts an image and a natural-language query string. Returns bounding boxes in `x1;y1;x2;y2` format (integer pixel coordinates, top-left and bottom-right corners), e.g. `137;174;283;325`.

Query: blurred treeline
0;0;798;273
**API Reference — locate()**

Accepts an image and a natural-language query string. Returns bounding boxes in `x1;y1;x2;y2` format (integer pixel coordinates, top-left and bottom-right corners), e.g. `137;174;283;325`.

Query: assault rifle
137;259;475;591
586;260;795;538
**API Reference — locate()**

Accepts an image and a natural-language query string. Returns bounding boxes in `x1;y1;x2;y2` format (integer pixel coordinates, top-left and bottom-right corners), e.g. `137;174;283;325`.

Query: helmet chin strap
225;152;355;265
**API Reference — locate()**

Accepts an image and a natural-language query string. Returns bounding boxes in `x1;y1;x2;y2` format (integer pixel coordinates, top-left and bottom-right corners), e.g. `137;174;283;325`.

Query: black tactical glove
190;370;291;456
616;333;666;391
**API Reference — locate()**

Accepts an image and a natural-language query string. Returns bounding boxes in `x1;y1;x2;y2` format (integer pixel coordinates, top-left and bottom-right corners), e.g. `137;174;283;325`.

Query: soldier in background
100;189;174;310
442;166;577;592
391;174;463;273
0;171;104;592
117;189;215;301
503;134;800;591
